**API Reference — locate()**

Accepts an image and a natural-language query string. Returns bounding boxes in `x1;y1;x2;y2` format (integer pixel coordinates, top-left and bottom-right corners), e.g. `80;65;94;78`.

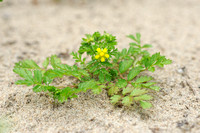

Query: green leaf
108;86;119;96
50;55;61;69
141;50;150;56
58;87;77;102
129;43;139;47
127;35;137;42
142;82;156;87
78;69;90;77
33;70;42;84
42;57;49;69
136;33;141;43
142;52;172;69
44;69;65;79
92;85;105;94
122;96;133;106
127;67;142;81
15;80;33;86
105;74;112;82
119;59;134;73
33;85;47;92
109;69;118;79
14;60;40;69
78;80;97;92
99;72;105;83
140;101;152;109
121;48;127;56
135;76;153;83
131;83;142;88
116;79;127;88
149;86;161;91
134;94;153;101
13;68;33;82
122;87;134;95
142;44;152;48
148;67;155;72
130;89;147;96
92;88;102;94
110;95;121;104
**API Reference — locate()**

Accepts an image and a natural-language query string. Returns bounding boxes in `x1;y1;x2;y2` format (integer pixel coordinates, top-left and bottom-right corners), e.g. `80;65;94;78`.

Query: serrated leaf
13;68;33;82
50;55;61;69
42;57;49;69
108;86;119;96
135;76;153;83
130;89;147;96
33;85;47;92
78;69;90;77
116;79;127;88
101;68;110;75
143;52;172;70
142;44;152;48
101;62;113;67
148;67;155;72
127;35;137;42
92;85;105;94
92;88;102;94
99;72;104;83
105;74;111;82
142;82;156;87
140;101;152;109
129;43;139;47
122;87;134;95
33;70;42;84
122;96;133;106
110;95;121;104
109;69;118;79
127;67;142;81
136;33;141;44
141;50;150;56
149;86;161;91
119;59;134;73
78;80;97;92
121;48;127;56
131;83;142;88
15;80;33;86
58;87;76;102
43;76;53;85
44;69;65;79
162;59;172;65
134;94;153;101
14;60;40;69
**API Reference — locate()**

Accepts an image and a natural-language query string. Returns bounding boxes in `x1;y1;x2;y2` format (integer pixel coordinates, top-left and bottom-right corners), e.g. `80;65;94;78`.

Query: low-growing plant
13;32;172;109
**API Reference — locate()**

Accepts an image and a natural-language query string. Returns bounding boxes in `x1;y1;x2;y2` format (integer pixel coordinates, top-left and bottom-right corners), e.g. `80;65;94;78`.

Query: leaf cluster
13;32;172;109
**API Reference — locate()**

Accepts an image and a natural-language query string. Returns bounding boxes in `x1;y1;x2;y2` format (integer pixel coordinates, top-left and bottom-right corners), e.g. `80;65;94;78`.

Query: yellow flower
96;48;101;53
103;48;107;53
95;55;100;59
101;57;105;62
95;47;110;62
105;54;109;58
100;52;105;57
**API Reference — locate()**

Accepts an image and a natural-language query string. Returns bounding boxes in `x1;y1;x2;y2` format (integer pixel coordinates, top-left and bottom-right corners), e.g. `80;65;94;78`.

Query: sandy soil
0;0;200;132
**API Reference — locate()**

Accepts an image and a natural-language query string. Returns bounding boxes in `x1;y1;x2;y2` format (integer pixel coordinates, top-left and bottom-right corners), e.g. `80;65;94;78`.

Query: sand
0;0;200;132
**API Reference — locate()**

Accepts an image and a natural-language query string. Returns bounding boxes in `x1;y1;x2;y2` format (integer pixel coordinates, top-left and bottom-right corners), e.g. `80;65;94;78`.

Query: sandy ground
0;0;200;132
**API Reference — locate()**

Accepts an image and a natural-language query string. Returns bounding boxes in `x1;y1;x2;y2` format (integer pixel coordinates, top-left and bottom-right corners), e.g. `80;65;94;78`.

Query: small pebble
177;67;186;74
